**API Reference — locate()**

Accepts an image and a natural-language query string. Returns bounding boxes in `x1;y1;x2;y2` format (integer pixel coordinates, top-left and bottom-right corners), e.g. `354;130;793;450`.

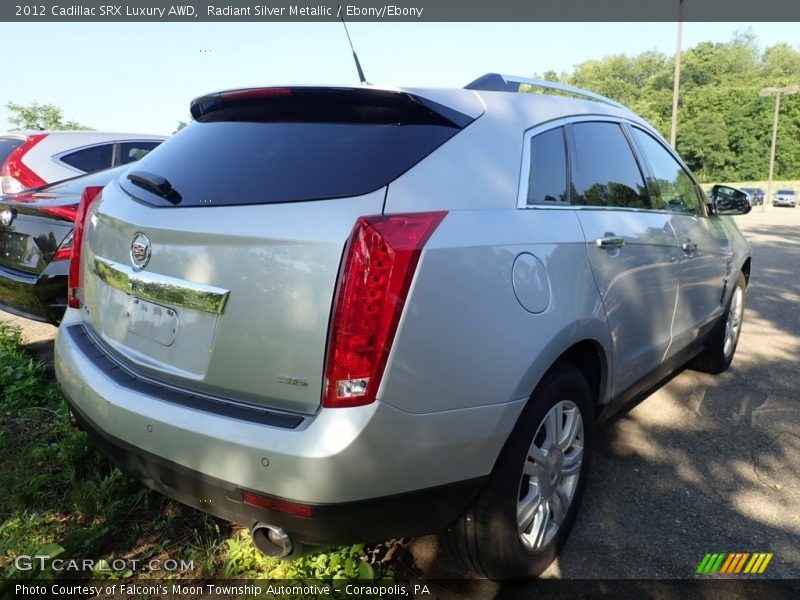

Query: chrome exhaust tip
250;523;293;559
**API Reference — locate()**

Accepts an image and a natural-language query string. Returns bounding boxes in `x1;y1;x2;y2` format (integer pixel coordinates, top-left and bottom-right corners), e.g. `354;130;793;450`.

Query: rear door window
60;144;114;173
116;141;161;165
569;122;649;209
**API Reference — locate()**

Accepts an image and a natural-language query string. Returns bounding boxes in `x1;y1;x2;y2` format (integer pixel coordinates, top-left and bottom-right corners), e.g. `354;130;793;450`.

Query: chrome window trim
518;115;650;210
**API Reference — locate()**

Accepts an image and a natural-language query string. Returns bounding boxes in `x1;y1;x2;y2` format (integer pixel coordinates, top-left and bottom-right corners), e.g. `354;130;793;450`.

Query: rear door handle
682;242;698;252
596;236;626;249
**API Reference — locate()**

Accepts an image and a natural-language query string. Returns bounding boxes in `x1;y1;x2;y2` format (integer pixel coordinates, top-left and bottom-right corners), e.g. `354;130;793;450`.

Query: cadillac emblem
130;232;152;271
0;208;14;227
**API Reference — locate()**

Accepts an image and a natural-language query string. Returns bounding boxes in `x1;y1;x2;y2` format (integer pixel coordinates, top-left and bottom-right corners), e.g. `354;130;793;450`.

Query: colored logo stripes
696;552;773;574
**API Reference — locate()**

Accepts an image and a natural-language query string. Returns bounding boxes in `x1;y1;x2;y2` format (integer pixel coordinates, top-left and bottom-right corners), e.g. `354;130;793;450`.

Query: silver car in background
55;74;752;579
772;188;797;207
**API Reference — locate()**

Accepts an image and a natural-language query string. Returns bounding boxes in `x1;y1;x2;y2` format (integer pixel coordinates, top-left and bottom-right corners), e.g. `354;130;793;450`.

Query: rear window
0;138;23;165
122;122;460;207
121;89;469;207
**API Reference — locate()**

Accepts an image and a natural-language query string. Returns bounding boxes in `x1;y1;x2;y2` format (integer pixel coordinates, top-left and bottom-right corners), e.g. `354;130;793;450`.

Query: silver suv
55;74;752;579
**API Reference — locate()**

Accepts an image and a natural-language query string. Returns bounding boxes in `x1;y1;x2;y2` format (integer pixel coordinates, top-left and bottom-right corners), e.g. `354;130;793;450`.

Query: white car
0;131;166;194
772;188;797;207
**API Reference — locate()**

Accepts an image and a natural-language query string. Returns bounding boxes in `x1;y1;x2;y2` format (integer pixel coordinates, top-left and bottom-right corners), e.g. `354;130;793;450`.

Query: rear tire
448;362;594;579
689;272;747;374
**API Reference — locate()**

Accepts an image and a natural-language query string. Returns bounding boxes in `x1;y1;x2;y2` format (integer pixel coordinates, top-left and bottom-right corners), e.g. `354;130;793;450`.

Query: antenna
338;5;368;84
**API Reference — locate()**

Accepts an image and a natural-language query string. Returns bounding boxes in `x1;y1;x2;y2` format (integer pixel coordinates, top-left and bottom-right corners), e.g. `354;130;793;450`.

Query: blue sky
2;22;797;135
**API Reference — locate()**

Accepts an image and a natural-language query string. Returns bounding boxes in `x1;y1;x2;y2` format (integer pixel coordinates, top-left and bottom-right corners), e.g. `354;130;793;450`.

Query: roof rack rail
464;73;627;110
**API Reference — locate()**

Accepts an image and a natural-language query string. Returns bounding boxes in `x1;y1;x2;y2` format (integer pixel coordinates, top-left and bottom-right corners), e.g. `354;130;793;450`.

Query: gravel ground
2;205;798;582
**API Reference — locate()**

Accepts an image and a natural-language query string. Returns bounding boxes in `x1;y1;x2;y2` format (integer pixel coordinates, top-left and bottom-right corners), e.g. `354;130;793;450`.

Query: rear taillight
220;88;292;100
51;231;74;263
43;205;79;262
67;186;104;309
1;134;47;194
40;204;79;222
323;211;447;408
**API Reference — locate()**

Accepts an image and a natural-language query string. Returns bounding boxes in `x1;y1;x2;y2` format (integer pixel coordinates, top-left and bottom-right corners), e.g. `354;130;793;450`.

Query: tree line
541;32;800;182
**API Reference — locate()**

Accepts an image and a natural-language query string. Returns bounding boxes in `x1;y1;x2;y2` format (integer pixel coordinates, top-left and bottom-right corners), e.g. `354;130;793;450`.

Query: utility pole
669;0;684;149
758;85;799;211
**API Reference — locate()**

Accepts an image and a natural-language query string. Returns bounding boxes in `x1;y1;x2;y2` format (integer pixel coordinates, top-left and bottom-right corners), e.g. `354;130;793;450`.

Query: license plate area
0;231;35;267
127;297;178;347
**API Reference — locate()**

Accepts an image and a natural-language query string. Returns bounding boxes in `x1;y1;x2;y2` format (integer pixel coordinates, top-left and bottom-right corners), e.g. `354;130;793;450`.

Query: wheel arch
510;319;613;426
741;256;751;285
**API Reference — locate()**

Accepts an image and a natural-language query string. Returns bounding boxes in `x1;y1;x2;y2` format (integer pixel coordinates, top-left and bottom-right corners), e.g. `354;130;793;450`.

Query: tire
689;272;747;374
448;362;595;579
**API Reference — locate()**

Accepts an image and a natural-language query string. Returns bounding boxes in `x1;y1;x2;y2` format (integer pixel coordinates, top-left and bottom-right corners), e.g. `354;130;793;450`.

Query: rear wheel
689;272;746;374
448;362;594;579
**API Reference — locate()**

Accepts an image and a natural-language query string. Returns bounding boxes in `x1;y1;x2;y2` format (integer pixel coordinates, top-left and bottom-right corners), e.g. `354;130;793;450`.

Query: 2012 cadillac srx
55;74;752;578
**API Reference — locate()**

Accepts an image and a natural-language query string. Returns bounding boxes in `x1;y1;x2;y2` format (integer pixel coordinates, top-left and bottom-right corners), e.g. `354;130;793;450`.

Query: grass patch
0;323;394;581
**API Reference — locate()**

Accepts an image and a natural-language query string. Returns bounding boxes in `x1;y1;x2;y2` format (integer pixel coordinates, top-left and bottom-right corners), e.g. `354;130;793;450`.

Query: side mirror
711;185;751;216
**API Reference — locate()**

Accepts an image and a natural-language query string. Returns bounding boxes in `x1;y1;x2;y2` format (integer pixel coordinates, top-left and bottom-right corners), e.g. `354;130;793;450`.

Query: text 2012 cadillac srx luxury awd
55;74;752;578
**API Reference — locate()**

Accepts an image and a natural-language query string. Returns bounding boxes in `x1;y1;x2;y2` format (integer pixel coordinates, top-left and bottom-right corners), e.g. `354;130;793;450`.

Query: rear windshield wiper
127;171;182;204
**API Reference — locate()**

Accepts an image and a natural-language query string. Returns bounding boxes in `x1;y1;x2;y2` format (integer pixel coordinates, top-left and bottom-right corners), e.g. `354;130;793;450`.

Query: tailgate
82;183;383;415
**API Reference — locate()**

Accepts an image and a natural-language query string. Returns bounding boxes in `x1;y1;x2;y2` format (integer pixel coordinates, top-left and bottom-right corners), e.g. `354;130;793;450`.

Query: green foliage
222;530;390;580
5;101;93;131
543;32;800;182
173;120;190;133
0;324;387;582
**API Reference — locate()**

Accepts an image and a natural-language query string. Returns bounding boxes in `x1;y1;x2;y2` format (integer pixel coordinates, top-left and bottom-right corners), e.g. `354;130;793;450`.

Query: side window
526;127;568;205
60;144;114;173
570;122;649;209
630;128;703;215
117;141;160;165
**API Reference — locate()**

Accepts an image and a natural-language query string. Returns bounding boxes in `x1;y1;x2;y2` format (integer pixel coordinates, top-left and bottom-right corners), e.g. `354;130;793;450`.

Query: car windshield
777;189;796;195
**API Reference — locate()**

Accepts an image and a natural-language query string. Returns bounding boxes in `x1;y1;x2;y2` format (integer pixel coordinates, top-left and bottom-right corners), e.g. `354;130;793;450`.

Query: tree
6;101;92;131
544;33;800;182
173;120;190;134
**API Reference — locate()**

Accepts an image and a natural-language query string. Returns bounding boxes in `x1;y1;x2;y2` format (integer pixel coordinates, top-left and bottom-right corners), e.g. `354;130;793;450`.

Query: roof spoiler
189;87;475;128
465;73;628;111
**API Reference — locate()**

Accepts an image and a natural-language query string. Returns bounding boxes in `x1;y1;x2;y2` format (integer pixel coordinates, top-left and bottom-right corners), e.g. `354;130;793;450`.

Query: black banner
3;579;800;600
2;0;800;22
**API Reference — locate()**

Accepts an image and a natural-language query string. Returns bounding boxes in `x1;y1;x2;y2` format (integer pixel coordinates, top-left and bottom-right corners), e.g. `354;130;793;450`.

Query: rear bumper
55;308;521;546
65;397;486;550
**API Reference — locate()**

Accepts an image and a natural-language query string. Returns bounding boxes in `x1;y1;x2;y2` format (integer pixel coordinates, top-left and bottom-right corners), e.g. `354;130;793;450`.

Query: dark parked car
0;165;127;324
740;187;764;206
